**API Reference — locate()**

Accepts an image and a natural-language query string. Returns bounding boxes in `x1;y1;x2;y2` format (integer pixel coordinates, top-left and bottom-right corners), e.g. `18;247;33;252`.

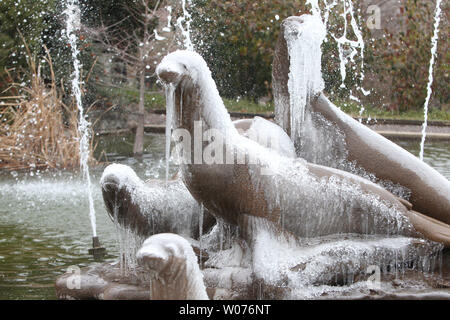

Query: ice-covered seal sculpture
155;49;446;246
136;233;208;299
272;15;450;235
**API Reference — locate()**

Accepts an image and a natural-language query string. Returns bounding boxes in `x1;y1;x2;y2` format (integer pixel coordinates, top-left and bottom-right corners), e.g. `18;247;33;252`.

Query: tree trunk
133;71;145;157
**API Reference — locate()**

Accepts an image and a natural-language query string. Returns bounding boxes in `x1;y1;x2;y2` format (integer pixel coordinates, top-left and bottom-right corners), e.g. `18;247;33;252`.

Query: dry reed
0;44;96;171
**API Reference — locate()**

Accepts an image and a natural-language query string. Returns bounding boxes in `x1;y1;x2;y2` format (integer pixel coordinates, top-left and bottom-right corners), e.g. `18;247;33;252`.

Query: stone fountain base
55;262;254;300
55;249;449;300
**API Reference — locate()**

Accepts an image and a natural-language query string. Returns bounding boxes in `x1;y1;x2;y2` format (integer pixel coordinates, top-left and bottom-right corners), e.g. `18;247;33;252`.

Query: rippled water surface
394;138;450;179
0;134;448;299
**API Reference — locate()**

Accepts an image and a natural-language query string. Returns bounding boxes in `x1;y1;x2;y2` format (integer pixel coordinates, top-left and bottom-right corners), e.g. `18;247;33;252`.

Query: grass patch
335;99;450;122
222;97;274;114
97;85;165;110
0;45;95;170
100;88;276;114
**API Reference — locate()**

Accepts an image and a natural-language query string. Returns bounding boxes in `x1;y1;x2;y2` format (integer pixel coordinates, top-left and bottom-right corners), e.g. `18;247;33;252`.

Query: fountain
52;0;449;299
420;0;443;161
63;0;105;259
55;13;449;298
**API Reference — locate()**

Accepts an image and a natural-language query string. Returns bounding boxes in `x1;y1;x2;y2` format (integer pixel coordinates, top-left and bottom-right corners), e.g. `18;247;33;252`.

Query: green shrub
363;0;448;111
192;0;308;100
192;0;448;113
0;0;57;92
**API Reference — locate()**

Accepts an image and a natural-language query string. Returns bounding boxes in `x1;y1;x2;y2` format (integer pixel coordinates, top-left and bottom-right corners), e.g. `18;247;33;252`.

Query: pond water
0;134;448;300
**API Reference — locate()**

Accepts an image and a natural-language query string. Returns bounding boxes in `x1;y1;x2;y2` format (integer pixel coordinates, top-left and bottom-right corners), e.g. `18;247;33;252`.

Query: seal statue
272;15;450;233
100;163;216;239
156;50;448;246
100;117;295;238
137;233;209;300
55;233;210;300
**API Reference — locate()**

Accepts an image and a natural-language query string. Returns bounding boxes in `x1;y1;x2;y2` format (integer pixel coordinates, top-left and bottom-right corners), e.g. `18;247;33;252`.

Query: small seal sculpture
55;233;209;300
272;15;450;234
101;163;215;239
136;233;208;299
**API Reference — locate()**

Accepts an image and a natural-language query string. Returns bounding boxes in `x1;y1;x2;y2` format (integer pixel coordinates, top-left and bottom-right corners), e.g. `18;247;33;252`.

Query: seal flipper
405;210;450;247
397;197;413;211
395;195;449;246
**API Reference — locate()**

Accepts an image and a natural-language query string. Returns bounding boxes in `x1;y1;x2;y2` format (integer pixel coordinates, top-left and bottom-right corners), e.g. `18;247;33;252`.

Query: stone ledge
97;125;450;141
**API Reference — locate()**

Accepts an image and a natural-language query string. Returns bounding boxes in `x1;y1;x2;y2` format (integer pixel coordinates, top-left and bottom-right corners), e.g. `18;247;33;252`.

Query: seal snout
136;234;189;273
156;50;207;86
282;14;326;40
100;164;141;190
157;69;183;85
282;16;305;37
156;59;185;85
137;249;169;273
101;175;120;193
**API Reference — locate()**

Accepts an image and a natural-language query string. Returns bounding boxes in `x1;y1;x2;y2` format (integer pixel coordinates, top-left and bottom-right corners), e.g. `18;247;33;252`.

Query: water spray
420;0;443;161
64;0;106;259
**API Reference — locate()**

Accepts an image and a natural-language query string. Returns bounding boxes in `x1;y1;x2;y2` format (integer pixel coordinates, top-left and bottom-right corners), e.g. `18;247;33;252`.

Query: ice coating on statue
273;15;450;231
237;117;297;159
246;215;442;299
284;14;326;139
156;50;433;242
101;163;208;239
156;50;237;134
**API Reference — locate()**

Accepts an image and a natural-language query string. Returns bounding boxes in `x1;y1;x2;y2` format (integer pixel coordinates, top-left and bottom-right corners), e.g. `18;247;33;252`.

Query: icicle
285;13;326;139
149;276;153;300
112;191;144;275
219;220;224;251
165;84;175;183
199;202;204;268
179;86;184;126
420;0;443;161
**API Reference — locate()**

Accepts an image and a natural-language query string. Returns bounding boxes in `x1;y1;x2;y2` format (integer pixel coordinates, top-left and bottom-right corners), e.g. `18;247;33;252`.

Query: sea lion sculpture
54;228;447;300
101;163;215;239
101;116;296;238
55;233;210;300
272;15;450;233
155;50;448;247
136;233;209;299
55;48;447;300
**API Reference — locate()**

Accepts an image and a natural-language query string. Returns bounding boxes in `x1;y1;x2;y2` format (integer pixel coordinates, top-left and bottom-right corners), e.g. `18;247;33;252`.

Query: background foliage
192;0;308;100
0;0;57;91
0;0;448;113
192;0;448;112
367;0;449;111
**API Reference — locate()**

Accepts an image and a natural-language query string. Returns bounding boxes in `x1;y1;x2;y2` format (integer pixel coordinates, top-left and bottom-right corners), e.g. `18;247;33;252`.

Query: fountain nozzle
88;236;106;261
